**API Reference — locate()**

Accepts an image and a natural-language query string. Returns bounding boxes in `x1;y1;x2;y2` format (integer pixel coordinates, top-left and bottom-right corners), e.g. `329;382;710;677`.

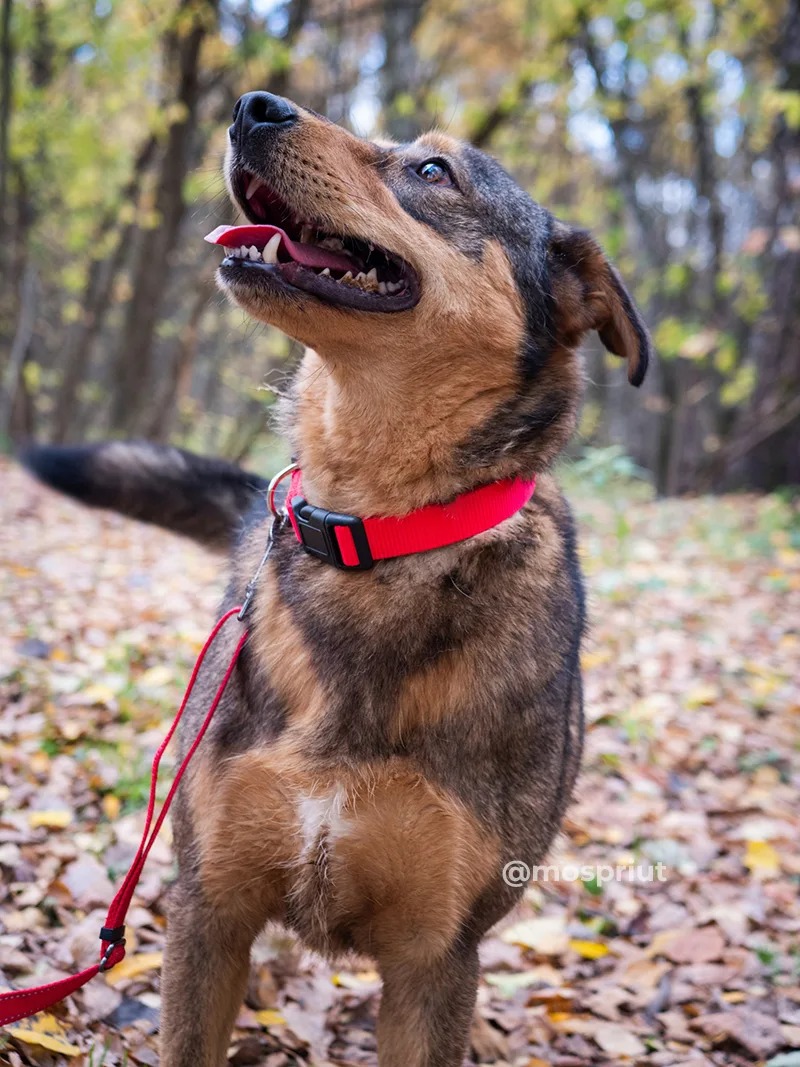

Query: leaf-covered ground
1;457;798;1067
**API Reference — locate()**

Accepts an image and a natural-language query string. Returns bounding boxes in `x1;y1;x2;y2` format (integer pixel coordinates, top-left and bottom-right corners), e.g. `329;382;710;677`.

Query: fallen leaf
254;1009;287;1027
569;938;609;959
7;1013;81;1056
28;809;72;829
501;915;569;955
745;839;781;878
593;1021;647;1057
105;951;164;985
692;1008;784;1058
654;926;726;964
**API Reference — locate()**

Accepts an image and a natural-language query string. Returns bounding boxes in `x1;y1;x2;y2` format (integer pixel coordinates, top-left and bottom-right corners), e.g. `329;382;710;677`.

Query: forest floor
0;456;799;1067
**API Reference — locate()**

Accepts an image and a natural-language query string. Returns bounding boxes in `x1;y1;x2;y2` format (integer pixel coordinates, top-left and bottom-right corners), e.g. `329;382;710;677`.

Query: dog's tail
19;441;269;551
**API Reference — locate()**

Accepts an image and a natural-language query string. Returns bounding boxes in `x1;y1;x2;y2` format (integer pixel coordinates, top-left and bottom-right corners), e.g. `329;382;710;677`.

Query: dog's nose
230;92;297;143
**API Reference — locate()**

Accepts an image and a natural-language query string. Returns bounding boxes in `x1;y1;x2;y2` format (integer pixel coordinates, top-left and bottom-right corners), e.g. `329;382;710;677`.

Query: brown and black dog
23;91;652;1066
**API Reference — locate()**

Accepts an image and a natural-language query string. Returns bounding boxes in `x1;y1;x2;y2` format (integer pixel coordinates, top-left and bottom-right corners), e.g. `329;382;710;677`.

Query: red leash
0;607;247;1028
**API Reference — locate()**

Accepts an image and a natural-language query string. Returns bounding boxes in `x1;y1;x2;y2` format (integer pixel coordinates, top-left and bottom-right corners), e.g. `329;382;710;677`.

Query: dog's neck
285;345;579;517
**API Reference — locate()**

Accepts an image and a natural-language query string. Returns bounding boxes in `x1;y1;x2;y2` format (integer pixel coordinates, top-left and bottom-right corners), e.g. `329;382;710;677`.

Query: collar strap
286;469;536;570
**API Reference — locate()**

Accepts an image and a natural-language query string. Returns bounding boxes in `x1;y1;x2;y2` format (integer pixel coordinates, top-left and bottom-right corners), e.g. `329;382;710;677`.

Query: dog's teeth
245;176;264;200
263;233;282;264
366;267;378;283
355;271;367;284
320;237;345;252
240;245;249;258
248;245;260;260
378;281;387;295
321;268;331;276
300;225;314;244
387;281;402;292
340;271;353;285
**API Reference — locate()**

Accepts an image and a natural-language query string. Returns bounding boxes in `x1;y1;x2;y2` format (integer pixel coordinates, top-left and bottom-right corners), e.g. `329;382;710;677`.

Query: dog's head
210;91;652;502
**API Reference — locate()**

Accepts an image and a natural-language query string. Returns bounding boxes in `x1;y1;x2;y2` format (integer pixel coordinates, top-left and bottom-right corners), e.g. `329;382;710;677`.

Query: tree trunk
0;262;37;443
0;0;13;278
108;0;218;435
52;136;158;443
742;0;800;488
380;0;428;141
145;276;213;441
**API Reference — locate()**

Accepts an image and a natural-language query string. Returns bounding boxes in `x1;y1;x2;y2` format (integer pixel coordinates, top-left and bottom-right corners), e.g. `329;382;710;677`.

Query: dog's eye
417;160;452;186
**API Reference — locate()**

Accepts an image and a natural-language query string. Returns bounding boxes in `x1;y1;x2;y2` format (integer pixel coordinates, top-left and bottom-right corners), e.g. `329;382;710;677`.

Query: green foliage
1;0;797;487
563;445;653;494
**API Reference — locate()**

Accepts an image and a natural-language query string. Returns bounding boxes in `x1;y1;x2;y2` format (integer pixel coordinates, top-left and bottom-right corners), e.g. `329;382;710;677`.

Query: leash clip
98;936;126;972
238;461;297;622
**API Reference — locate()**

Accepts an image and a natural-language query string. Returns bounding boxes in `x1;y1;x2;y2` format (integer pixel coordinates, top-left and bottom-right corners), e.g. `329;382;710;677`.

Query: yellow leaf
78;683;116;706
685;683;721;709
105;950;163;985
139;664;173;688
254;1009;286;1027
332;969;380;988
28;809;72;829
569;938;609;960
744;840;780;878
501;915;569;955
6;1015;81;1055
102;794;121;820
581;650;611;670
722;990;748;1003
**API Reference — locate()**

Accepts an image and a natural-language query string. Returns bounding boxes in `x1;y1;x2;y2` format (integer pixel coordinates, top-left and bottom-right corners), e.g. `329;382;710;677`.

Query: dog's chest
296;785;350;857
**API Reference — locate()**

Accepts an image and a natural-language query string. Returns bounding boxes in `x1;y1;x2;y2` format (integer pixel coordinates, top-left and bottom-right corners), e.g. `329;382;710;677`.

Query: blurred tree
0;0;797;491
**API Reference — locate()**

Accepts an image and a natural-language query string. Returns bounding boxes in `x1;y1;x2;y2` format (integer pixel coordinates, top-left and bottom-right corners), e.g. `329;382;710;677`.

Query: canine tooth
245;175;264;200
378;282;387;295
248;245;260;260
263;233;282;264
366;267;378;283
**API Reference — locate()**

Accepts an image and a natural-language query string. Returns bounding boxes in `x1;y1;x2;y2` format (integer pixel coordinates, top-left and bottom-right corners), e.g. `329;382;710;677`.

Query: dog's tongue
205;224;357;272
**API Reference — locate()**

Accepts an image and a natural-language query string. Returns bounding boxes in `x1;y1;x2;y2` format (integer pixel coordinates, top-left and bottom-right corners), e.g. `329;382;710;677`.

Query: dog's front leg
159;878;258;1067
377;938;481;1067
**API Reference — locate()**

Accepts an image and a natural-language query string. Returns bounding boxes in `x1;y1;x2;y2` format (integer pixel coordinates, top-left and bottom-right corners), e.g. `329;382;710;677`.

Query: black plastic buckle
291;496;373;570
98;925;126;971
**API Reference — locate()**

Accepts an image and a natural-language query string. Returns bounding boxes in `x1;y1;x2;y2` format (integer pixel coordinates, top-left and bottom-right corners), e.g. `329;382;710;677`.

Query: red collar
286;469;536;570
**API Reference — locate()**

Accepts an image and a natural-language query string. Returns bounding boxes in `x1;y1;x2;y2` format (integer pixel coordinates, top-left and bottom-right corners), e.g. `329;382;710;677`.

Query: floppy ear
549;222;652;387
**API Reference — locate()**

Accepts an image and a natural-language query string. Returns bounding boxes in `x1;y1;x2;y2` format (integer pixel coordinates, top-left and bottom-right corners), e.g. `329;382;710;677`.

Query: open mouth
206;169;420;312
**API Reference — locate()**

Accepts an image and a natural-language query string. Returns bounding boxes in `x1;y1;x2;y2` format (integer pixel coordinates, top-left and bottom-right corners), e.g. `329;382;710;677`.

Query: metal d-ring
267;461;300;520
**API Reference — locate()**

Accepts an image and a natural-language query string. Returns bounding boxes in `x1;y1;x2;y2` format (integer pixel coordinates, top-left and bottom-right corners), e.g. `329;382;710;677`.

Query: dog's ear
549;222;652;387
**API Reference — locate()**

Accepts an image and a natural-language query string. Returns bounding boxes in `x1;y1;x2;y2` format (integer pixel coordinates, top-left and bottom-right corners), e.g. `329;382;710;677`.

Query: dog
22;91;652;1067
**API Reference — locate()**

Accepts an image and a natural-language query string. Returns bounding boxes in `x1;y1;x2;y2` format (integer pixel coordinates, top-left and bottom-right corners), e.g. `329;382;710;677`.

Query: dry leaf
593;1021;647;1057
501;915;569;955
28;809;72;829
569;938;609;959
254;1009;287;1027
6;1013;81;1056
745;839;781;877
105;951;164;985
